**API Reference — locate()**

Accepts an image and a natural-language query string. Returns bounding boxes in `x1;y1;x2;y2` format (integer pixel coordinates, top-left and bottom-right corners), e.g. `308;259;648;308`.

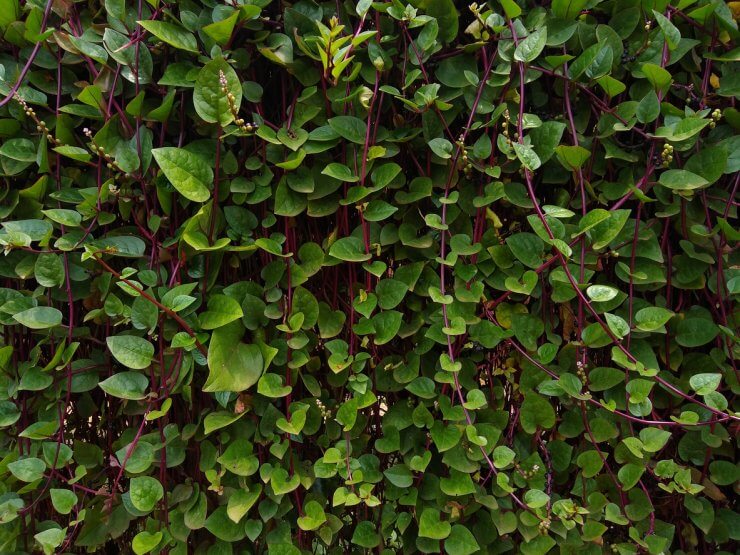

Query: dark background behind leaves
0;0;738;553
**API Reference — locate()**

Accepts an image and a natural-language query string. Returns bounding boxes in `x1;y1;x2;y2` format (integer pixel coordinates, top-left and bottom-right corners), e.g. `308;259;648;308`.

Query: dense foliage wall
0;0;738;553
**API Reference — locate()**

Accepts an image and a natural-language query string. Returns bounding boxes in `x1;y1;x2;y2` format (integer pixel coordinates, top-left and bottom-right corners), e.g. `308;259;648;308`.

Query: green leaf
328;116;367;144
200;294;244;330
639;427;671;452
351;521;380;548
555;145;591;170
205;506;247;541
634;307;674;331
129;476;163;512
138;20;198;52
99;371;149;400
652;10;680;50
3;219;53;241
577;450;604;478
34;253;64;288
499;0;522;18
689;373;721;395
371;163;402;188
384;464;413;488
205;322;264;392
588;209;630;250
153;147;212;203
42;209;82;227
520;393;555;433
530;121;566;163
297;500;326;531
34;528;65;555
132;531;163;555
277;127;308;151
13;307;63;329
658;168;710;192
684;146;728;185
440;469;475;495
0;401;20;427
363;200;398;221
193;57;242;125
617;463;644;490
0;138;36;162
506;233;544;269
270;468;300;495
596;75;626;97
258;33;294;67
514;142;541;170
445;525;480;555
329;236;370;262
642;63;672;92
91;236;146;257
655;118;709;142
50;489;77;515
227;486;261;523
676;318;719;346
429;137;454;159
371;310;403;345
257;373;292;398
322;163;359;182
8;457;45;482
410;0;458;43
586;285;619;302
418;508;451;540
203;410;246;435
524;489;549;508
430;421;462;452
107;335;155;370
636;90;660;123
709;461;739;486
514;29;547;63
588;367;624;391
203;10;239;46
551;0;588;19
19;420;58;440
376;279;408;310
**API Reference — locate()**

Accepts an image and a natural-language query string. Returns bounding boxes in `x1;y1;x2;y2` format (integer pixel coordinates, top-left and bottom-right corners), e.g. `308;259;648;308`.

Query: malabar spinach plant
0;0;738;553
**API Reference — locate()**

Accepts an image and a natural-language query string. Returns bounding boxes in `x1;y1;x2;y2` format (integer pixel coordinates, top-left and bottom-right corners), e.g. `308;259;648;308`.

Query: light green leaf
13;307;63;329
329;236;370;262
555;145;590;170
138;20;198;52
8;457;45;482
107;335;155;369
50;489;77;515
129;476;163;512
205;321;264;392
689;373;722;395
634;307;674;331
297;501;327;531
152;147;212;202
658;169;709;191
514;142;541;170
418;508;451;540
99;371;149;400
200;294;244;330
132;531;163;555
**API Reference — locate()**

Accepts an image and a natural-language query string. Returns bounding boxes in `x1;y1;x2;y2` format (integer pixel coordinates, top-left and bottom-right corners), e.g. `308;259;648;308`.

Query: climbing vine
0;0;738;553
